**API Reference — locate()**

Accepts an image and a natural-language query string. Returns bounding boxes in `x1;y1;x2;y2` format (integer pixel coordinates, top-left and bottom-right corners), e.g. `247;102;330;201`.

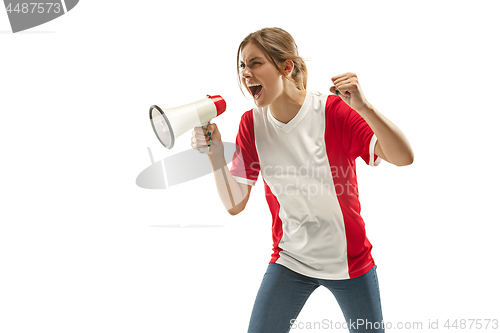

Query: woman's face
239;41;284;108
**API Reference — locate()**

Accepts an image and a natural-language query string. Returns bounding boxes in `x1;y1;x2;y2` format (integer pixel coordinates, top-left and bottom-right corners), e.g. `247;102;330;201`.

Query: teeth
247;83;261;87
254;95;258;98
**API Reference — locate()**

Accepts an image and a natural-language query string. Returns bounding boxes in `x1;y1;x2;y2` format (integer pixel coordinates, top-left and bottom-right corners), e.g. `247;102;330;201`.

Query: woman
191;27;413;333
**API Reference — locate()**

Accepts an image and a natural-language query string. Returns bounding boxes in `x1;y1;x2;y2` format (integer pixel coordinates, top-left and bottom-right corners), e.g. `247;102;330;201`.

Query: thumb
329;86;342;96
329;86;351;100
206;123;217;137
207;123;217;132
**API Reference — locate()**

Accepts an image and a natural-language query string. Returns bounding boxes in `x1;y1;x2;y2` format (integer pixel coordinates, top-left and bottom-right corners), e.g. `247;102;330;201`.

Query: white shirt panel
253;91;350;279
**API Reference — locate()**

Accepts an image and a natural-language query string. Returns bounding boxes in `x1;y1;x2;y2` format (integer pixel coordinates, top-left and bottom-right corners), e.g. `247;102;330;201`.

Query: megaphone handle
198;121;211;154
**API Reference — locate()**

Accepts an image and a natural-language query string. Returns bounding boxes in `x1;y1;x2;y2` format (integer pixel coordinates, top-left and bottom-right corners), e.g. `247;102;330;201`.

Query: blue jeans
247;263;384;333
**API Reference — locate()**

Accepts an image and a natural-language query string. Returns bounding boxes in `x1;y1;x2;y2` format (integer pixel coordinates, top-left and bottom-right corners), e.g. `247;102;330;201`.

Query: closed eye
239;62;262;69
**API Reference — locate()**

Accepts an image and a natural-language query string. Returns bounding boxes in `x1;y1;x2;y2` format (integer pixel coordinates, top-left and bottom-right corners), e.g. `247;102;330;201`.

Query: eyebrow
240;57;264;64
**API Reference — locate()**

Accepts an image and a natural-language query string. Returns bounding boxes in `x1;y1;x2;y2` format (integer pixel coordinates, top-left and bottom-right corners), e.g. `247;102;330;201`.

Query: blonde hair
237;27;308;94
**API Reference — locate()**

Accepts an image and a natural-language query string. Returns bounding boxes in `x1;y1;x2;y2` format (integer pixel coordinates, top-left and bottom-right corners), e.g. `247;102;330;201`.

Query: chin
254;99;269;108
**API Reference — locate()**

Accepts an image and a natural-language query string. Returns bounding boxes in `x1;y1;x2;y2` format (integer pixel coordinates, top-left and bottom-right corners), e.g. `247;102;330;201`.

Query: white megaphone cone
149;95;226;153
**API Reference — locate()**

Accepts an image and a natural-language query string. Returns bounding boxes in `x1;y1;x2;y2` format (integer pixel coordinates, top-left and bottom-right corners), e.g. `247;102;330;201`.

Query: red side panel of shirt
230;110;260;183
325;95;377;278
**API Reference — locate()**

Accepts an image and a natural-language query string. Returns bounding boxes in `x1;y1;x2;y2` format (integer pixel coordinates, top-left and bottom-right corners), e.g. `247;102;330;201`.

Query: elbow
396;153;414;167
227;201;247;216
228;208;243;216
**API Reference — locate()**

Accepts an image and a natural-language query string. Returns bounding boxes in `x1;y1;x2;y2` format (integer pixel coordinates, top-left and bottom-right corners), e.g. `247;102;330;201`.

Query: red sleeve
229;110;260;185
326;95;380;166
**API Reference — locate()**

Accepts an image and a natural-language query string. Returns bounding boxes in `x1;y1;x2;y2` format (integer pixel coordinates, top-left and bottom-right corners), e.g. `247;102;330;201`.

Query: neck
269;80;307;124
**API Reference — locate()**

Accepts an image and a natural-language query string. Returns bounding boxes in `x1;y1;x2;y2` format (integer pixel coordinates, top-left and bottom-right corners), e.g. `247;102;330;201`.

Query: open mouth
248;84;263;99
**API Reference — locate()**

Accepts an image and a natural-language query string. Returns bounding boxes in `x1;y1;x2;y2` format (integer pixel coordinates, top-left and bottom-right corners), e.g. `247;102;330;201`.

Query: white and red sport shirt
229;91;381;280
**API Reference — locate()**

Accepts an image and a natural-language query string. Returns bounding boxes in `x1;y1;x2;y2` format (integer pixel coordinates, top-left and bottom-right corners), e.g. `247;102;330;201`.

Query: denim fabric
248;263;384;333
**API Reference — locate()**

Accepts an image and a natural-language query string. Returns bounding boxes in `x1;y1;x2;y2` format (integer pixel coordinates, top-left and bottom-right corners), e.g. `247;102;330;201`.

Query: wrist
209;141;224;155
208;144;225;168
356;102;375;116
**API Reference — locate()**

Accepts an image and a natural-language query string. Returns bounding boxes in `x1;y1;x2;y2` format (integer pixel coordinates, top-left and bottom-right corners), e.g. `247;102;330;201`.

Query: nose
241;66;252;79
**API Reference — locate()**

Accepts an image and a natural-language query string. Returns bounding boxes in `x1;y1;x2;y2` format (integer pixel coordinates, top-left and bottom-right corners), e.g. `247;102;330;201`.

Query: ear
284;60;294;76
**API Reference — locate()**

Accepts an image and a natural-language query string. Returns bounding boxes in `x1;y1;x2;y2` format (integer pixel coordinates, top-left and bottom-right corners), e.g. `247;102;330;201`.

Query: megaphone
149;95;226;153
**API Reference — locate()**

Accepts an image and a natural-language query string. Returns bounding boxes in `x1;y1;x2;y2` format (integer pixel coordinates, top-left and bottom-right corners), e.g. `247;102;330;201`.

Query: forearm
208;148;248;213
357;104;414;166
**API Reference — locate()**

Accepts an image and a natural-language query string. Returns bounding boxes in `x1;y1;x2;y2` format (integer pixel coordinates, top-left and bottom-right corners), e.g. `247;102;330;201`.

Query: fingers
330;73;347;81
332;77;354;90
332;77;351;88
193;123;218;135
331;72;357;83
191;133;210;150
192;126;207;137
191;123;220;150
331;73;358;99
332;83;357;97
330;86;347;97
331;73;357;89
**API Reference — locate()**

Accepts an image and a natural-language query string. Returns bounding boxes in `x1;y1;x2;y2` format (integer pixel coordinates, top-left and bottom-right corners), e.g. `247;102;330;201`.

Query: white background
1;1;499;332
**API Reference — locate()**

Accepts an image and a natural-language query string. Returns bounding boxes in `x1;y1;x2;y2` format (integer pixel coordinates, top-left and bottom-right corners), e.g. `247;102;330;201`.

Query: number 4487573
444;319;498;330
5;3;62;14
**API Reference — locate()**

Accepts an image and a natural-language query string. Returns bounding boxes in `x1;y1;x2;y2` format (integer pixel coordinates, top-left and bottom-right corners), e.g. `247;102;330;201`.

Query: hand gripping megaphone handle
197;120;211;154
